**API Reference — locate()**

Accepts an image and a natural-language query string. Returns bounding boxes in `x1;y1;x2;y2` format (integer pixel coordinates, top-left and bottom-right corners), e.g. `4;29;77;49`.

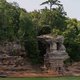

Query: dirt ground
1;70;60;77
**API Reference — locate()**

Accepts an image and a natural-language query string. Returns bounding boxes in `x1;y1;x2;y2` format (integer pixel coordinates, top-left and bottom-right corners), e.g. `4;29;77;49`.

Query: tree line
0;0;80;64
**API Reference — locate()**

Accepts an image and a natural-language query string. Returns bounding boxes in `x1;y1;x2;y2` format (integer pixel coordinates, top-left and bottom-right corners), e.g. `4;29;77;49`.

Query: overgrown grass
0;77;80;80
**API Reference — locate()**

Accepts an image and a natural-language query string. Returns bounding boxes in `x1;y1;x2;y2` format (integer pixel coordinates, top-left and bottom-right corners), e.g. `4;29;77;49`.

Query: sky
6;0;80;20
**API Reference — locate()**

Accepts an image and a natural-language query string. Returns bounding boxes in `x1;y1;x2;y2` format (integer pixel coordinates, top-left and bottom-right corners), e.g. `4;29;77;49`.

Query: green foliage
63;19;80;61
19;10;39;64
0;0;39;64
0;0;80;64
41;0;61;10
52;28;62;35
0;0;20;41
29;6;66;35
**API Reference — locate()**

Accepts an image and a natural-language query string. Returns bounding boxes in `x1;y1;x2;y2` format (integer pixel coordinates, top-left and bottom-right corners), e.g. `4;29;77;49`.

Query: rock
38;34;69;73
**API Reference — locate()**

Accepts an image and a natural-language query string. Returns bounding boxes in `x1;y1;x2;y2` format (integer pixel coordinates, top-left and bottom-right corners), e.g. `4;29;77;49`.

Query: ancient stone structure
0;41;32;72
38;34;69;73
0;35;69;75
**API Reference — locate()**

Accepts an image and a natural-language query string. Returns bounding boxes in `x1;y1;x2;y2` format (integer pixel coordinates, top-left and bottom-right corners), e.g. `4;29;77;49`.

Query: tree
63;18;80;61
18;9;40;64
0;0;40;64
40;0;61;10
40;0;66;31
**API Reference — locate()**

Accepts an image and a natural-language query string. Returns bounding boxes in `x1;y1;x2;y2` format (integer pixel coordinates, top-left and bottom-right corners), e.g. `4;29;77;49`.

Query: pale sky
7;0;80;20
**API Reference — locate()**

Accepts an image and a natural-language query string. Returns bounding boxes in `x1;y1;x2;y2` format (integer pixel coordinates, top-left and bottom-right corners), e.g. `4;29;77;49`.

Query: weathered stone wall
0;41;26;56
0;41;33;71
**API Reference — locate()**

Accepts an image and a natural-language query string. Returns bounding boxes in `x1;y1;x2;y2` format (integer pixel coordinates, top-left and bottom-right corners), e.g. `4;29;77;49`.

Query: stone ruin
0;35;69;76
0;41;32;72
38;34;69;73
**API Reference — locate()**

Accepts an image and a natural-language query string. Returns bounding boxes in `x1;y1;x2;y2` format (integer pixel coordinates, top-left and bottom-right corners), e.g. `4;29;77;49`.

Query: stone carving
38;34;69;73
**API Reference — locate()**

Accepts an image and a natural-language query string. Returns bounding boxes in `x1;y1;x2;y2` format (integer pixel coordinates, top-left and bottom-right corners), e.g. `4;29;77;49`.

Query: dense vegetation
0;0;80;64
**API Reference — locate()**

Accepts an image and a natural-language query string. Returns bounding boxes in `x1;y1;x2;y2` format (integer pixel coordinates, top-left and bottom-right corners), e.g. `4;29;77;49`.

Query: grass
0;77;80;80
